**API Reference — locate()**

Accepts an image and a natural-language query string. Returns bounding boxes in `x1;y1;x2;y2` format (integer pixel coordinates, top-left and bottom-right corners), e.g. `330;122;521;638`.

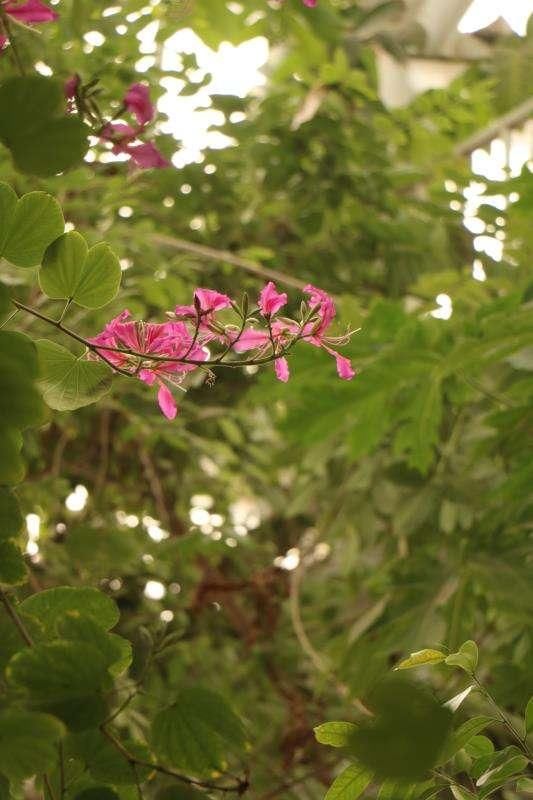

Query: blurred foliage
0;0;532;798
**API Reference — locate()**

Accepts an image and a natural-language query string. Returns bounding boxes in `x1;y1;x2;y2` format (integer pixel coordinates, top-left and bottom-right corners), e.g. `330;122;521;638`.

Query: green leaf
437;717;493;765
477;754;528;799
0;77;88;177
0;489;23;542
7;640;113;730
74;790;120;800
516;777;533;794
348;677;453;781
0;541;26;586
66;730;151;785
1;192;64;268
450;788;478;800
0;183;17;254
0;332;45;430
395;649;446;670
445;641;478;673
525;696;533;736
36;339;113;411
20;586;120;637
0;428;25;486
324;763;373;800
156;789;206;800
58;613;132;677
40;234;121;309
0;710;65;781
465;736;494;760
152;687;246;775
0;775;9;800
314;721;358;748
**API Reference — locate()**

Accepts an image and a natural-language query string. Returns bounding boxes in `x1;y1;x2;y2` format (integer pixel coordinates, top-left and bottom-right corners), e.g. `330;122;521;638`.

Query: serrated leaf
152;687;246;775
395;649;446;670
7;640;113;730
1;192;64;268
20;586;119;637
0;77;88;177
437;717;493;765
58;613;132;676
0;541;26;586
36;339;112;411
0;710;65;781
445;641;478;673
40;233;121;309
314;721;358;747
0;489;23;542
66;730;151;785
324;763;373;800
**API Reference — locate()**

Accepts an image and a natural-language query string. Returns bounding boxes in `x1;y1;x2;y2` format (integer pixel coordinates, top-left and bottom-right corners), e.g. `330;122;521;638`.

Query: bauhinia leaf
36;339;112;411
40;232;121;309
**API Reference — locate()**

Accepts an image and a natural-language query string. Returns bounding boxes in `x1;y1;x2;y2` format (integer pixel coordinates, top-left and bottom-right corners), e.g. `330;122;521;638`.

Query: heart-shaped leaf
36;339;112;411
0;77;88;177
40;232;121;308
0;188;64;268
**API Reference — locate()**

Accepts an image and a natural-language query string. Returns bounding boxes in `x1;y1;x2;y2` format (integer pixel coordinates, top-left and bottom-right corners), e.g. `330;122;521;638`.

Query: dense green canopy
0;1;532;799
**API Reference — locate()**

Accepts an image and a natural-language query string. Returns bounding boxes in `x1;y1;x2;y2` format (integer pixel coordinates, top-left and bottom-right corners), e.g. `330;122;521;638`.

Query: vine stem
472;674;531;758
0;586;33;646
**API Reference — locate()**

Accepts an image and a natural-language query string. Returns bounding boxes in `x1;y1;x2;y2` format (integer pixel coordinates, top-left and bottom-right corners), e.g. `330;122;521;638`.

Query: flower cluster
90;282;356;419
65;78;169;170
0;0;57;50
100;83;169;169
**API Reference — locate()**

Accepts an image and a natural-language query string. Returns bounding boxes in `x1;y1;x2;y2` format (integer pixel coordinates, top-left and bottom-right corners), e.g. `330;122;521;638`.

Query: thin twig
151;233;306;291
100;726;248;794
0;586;33;646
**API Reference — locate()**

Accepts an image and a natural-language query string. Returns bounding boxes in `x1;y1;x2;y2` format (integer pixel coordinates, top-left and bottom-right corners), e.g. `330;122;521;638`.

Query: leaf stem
0;586;33;646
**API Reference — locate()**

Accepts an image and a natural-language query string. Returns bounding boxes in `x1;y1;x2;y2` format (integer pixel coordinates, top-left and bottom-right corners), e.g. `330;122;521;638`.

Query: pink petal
231;328;270;352
173;304;196;318
334;352;356;380
303;284;336;332
303;0;317;5
157;383;177;420
124;82;154;126
5;0;58;22
274;356;290;382
0;35;9;50
258;281;287;316
194;288;232;313
64;75;79;99
126;142;170;169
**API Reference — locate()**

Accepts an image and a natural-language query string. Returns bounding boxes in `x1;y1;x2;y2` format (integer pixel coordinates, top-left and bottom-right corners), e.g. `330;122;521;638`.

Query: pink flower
100;124;168;170
175;288;232;322
303;0;317;5
4;0;58;23
126;142;169;169
90;311;208;418
124;83;154;126
258;281;287;317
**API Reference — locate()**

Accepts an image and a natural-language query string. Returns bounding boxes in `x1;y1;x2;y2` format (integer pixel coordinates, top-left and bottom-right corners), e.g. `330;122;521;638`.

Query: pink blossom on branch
90;282;356;418
98;83;168;170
